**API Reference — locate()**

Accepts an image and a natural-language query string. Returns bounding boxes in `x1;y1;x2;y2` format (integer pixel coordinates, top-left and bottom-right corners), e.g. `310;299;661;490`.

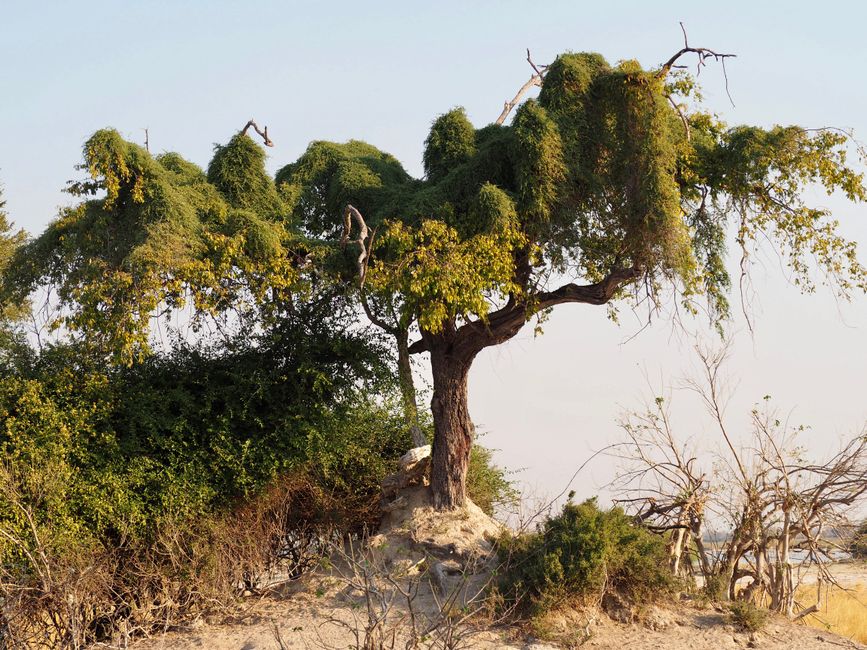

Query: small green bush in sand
496;497;676;617
729;600;769;632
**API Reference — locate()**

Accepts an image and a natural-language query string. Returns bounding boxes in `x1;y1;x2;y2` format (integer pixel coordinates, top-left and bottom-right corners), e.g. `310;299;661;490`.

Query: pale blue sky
2;1;866;504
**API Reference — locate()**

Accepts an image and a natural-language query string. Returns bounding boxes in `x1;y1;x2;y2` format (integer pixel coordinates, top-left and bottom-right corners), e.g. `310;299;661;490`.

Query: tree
0;183;28;366
6;43;867;511
3;127;300;363
850;520;867;559
277;45;866;509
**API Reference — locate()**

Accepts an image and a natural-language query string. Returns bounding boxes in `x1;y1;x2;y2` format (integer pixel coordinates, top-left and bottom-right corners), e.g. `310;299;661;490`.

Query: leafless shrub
306;532;509;650
0;470;372;647
614;343;867;618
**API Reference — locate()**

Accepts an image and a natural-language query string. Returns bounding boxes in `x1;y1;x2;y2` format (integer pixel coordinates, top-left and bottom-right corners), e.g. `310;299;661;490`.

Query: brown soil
126;488;867;650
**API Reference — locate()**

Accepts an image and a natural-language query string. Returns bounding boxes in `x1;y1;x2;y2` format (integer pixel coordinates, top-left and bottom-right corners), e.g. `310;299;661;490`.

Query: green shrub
729;600;768;632
850;520;867;559
0;313;411;645
497;498;675;616
466;443;519;517
702;572;729;600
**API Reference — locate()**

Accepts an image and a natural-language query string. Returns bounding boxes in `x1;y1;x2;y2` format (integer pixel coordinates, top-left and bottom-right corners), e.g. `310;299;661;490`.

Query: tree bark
396;328;426;448
428;336;477;510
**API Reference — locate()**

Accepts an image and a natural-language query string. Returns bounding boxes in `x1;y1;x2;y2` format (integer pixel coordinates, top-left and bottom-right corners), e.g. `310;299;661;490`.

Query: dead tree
617;344;867;617
613;395;712;577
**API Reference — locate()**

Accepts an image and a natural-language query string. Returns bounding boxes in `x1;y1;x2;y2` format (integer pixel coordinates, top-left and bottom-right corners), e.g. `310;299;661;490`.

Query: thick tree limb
495;49;548;125
534;266;643;309
408;266;642;355
241;119;274;147
341;204;370;287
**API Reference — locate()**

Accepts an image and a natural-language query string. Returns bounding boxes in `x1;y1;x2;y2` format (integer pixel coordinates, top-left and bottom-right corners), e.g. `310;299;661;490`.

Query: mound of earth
128;486;866;650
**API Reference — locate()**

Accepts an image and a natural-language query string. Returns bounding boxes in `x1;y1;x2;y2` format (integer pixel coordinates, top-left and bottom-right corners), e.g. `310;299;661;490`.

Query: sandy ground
123;489;867;650
799;560;867;587
125;591;867;650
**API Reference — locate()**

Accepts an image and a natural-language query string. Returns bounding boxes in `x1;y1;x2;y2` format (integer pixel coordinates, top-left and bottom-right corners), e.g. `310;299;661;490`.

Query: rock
399;445;431;471
602;592;635;624
643;607;674;631
381;447;432;499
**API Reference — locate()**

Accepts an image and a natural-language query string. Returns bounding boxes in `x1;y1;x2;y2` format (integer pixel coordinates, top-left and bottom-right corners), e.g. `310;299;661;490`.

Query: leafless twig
615;342;867;616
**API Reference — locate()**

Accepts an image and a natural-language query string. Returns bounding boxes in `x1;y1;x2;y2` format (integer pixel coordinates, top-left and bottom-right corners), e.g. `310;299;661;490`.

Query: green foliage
276;139;412;238
510;100;566;226
698;125;867;297
850;519;867;559
6;51;862;367
702;572;730;601
0;297;402;543
3;129;297;364
466;442;519;517
207;133;288;218
0;186;26;322
1;48;863;373
368;218;525;332
497;498;674;616
0;184;29;367
0;310;410;642
273;51;866;337
423;108;477;182
729;600;769;632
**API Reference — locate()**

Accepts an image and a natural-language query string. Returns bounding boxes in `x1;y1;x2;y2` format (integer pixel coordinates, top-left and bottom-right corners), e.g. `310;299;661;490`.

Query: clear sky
2;0;866;506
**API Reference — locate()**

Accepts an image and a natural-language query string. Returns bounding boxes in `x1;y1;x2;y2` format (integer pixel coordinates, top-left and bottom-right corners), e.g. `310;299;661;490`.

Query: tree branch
241;119;274;147
360;291;398;335
495;49;548;126
657;23;736;105
533;266;643;309
341;204;370;287
407;266;642;354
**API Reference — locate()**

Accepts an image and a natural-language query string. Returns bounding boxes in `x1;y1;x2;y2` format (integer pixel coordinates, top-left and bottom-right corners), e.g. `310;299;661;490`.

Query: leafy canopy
4;51;865;361
4;131;297;363
277;53;866;337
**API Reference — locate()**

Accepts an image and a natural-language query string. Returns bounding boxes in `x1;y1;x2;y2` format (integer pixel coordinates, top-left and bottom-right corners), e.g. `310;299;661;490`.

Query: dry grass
797;581;867;644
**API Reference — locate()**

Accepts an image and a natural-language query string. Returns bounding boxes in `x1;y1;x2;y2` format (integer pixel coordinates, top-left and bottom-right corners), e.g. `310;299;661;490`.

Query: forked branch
658;23;736;105
240;119;274;147
495;49;549;125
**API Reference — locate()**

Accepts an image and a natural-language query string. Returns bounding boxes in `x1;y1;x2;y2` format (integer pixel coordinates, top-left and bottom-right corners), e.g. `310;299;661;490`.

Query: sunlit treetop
4;49;865;364
4;129;298;363
276;52;866;343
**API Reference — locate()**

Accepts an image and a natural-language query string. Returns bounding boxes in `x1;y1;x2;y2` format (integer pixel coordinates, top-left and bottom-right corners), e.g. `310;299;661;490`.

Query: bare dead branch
341;204;370;287
658;22;736;106
240;118;274;147
495;49;548;125
667;95;691;141
616;343;867;615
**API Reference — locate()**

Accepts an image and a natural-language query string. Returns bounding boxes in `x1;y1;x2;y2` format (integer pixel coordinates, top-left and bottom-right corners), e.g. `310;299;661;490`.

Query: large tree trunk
396;328;426;448
405;268;641;511
428;339;477;510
